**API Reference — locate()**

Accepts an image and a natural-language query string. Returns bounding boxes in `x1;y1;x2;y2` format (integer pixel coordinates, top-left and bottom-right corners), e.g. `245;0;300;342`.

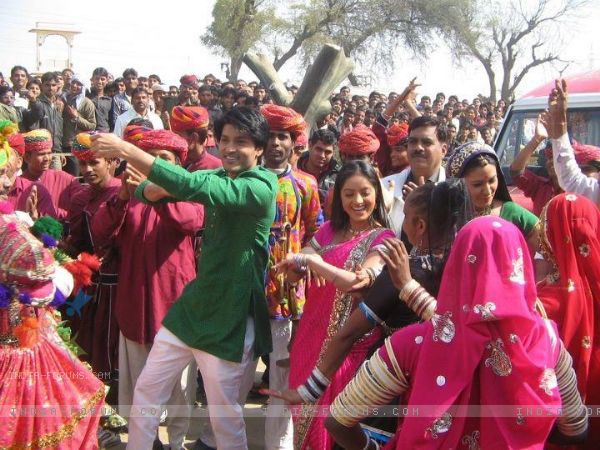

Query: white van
494;70;600;211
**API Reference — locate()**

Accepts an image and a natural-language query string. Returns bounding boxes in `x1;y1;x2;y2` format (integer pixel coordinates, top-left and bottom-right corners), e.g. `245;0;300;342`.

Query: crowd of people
0;63;599;450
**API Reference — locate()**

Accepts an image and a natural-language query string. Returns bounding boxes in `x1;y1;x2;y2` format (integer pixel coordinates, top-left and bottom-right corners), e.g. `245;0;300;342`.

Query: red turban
339;127;380;156
260;104;306;139
573;141;600;167
179;74;198;88
72;132;96;161
543;139;600;168
170;106;210;132
294;131;308;148
7;133;25;156
386;123;409;147
125;128;188;162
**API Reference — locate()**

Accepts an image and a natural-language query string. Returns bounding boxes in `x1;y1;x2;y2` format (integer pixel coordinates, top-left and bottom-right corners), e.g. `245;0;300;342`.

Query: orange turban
170;106;210;132
125;128;188;162
339;127;380;156
260;104;306;139
386;123;409;147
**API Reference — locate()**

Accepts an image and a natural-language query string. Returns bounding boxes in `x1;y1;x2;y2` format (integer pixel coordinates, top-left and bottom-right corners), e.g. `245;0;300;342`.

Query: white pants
265;319;293;450
118;333;196;449
127;319;255;450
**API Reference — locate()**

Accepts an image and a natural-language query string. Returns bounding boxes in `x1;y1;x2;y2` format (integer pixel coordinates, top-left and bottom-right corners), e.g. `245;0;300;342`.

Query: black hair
11;65;28;77
92;67;109;78
309;129;337;146
138;76;148;83
122;68;138;78
127;117;154;128
330;161;389;232
244;96;260;108
408;115;447;142
214;106;270;150
114;77;124;84
0;85;13;97
198;84;211;93
149;74;161;83
130;86;148;98
41;72;58;84
220;87;236;98
421;95;431;102
462;153;511;202
405;179;473;291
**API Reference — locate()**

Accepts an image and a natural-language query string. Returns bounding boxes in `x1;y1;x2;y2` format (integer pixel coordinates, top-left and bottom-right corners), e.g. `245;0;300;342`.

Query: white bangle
399;279;420;301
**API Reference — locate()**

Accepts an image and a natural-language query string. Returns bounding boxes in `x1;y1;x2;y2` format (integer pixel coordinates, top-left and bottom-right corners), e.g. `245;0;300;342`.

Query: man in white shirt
113;86;163;137
382;116;448;236
545;79;599;206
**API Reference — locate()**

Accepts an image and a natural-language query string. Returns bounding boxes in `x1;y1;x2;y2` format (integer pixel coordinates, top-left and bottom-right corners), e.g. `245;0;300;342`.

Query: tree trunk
242;53;293;105
347;72;359;86
290;44;354;126
230;56;243;82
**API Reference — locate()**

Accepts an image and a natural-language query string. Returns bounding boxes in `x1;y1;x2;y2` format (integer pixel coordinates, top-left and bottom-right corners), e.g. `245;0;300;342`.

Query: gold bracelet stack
555;344;589;436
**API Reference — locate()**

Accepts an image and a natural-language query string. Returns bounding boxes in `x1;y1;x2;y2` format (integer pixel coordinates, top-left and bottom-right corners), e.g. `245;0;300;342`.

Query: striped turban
72;132;96;161
386;123;409;147
24;129;53;152
125;128;188;162
260;104;306;140
170;106;210;132
339;126;380;156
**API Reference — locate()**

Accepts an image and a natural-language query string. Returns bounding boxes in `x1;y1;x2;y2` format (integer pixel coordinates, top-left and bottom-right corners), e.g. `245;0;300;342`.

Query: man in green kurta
91;106;278;450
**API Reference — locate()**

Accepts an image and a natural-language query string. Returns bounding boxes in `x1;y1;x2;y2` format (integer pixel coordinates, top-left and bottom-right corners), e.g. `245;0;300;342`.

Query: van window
496;108;600;171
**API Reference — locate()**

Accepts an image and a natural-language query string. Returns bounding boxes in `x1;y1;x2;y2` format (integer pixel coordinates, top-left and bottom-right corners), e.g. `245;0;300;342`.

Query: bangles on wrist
293;254;308;273
298;367;331;403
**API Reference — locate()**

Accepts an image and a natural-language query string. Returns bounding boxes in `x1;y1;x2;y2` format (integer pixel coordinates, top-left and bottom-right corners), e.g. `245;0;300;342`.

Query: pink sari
289;221;394;449
379;217;562;449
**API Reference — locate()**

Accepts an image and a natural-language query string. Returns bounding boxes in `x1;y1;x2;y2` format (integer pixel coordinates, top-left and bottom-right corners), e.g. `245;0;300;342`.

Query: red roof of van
522;70;600;98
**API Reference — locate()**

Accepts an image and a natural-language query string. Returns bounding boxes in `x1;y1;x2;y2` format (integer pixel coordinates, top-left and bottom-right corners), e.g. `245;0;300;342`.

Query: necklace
348;226;370;236
475;205;492;217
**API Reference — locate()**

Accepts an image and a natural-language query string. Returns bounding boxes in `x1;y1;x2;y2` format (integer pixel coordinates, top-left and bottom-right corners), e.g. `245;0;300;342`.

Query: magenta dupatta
289;221;394;450
381;217;562;449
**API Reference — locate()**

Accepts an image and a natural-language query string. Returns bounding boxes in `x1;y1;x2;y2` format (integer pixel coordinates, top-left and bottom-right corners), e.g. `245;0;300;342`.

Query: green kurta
136;158;278;362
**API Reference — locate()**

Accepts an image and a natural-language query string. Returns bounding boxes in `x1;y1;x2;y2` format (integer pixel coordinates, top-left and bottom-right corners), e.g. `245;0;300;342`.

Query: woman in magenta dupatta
327;217;587;449
280;161;394;449
538;193;600;449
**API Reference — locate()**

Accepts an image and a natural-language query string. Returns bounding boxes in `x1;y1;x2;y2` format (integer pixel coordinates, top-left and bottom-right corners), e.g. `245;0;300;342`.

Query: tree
201;0;275;81
203;0;471;84
444;0;590;102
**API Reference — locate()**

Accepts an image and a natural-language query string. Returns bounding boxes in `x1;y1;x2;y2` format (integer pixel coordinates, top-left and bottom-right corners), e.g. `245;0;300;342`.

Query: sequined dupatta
394;217;561;449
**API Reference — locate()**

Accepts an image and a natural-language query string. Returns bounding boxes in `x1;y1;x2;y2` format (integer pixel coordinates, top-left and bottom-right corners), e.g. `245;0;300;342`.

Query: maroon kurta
66;177;121;403
185;150;222;172
8;177;56;217
92;196;204;345
22;169;83;220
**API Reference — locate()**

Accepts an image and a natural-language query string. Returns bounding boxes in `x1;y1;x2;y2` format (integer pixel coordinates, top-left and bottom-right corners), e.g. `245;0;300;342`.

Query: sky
1;0;599;100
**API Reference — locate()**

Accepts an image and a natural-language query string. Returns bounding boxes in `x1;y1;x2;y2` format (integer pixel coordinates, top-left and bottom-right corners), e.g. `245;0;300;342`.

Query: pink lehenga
0;214;104;449
289;221;394;449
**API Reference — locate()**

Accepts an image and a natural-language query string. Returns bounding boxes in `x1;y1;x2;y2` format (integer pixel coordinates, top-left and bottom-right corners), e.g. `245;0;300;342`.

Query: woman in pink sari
275;161;394;449
326;216;588;449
